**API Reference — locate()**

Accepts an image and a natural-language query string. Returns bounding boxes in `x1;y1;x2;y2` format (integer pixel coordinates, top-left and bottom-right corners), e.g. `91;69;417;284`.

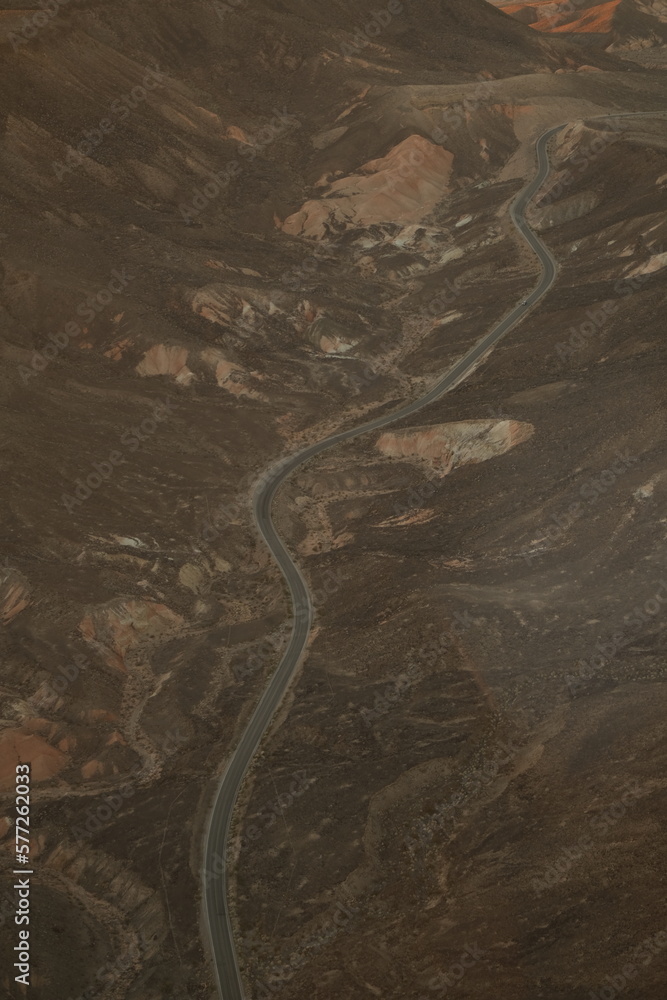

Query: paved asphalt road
203;113;663;1000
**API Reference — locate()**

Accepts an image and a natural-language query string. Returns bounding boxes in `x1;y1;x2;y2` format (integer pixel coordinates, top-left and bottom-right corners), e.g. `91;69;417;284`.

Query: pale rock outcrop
127;160;178;200
308;317;358;355
377;420;534;476
201;349;242;386
311;125;348;150
551;121;619;165
178;562;208;594
201;348;265;399
280;134;454;239
0;565;30;624
533;190;600;230
625;251;667;277
136;345;194;384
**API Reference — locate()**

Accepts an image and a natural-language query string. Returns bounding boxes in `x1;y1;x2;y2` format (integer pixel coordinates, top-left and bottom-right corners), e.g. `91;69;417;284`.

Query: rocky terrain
0;1;665;999
491;0;667;50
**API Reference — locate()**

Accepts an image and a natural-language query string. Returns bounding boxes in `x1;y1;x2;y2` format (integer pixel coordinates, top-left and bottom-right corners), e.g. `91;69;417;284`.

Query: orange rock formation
280;134;454;239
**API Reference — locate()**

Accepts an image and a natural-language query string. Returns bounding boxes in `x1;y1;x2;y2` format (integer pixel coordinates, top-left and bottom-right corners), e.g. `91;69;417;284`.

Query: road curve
203;113;663;1000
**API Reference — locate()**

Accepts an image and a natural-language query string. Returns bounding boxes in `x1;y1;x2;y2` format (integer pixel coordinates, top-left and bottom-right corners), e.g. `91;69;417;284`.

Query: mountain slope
0;2;666;999
492;0;667;47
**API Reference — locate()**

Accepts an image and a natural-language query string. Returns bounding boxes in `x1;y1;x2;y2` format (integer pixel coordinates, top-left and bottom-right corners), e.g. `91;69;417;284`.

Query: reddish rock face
280;135;454;239
0;729;67;789
539;0;622;34
78;599;183;673
498;0;622;33
493;0;667;42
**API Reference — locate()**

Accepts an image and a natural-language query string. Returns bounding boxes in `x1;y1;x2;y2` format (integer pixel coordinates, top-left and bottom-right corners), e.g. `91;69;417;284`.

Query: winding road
202;113;662;1000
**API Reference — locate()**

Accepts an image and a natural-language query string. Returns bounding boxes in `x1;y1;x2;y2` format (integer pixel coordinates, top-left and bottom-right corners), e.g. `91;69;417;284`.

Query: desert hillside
1;1;666;999
491;0;667;48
